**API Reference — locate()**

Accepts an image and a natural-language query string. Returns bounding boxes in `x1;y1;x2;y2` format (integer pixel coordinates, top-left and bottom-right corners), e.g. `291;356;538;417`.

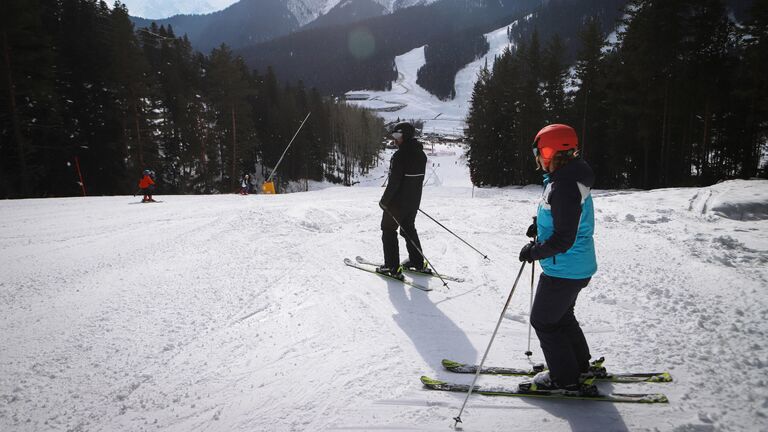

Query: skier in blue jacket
518;124;598;394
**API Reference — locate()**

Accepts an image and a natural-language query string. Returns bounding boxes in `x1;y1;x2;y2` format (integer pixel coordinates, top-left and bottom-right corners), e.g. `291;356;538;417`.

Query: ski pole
453;261;527;427
525;260;535;358
384;207;450;289
418;208;490;261
525;216;537;358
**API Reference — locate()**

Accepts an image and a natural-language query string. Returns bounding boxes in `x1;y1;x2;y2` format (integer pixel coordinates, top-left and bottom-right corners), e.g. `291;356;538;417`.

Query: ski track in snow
1;144;767;431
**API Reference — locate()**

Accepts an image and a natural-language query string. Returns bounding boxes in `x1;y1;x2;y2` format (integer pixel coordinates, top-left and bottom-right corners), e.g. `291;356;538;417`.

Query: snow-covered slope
345;18;521;135
1;145;767;431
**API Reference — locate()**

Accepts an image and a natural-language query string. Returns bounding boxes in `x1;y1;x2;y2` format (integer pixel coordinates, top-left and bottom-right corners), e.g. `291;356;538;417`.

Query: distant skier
240;174;250;195
138;169;156;203
376;122;428;280
517;124;598;394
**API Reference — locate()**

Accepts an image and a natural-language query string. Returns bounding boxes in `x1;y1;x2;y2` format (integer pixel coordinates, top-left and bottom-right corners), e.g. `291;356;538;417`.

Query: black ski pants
381;208;422;269
530;273;592;387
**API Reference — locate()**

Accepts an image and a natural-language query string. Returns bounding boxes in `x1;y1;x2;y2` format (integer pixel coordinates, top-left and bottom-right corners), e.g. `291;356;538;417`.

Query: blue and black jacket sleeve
531;180;583;260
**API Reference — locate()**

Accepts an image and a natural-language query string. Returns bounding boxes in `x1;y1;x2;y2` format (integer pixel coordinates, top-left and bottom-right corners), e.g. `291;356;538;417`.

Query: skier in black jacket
377;122;428;280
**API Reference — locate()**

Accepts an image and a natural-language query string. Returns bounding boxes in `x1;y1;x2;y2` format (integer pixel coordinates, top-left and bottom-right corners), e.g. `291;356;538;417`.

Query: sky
117;0;239;18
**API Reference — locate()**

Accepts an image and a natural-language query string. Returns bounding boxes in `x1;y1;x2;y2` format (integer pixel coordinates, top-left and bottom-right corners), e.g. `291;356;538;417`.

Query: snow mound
689;179;768;220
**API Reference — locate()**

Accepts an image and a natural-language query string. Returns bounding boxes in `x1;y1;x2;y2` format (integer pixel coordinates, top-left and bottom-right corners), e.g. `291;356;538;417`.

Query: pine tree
610;0;689;188
0;0;56;197
108;1;151;193
515;33;546;185
205;44;255;191
572;16;616;187
541;34;568;124
55;0;127;195
739;0;768;177
465;64;494;186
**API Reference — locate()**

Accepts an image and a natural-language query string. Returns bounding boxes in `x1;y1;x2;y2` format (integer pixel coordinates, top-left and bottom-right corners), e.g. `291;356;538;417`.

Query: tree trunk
231;105;237;190
133;99;144;167
745;84;759;178
702;98;711;180
199;114;208;192
659;77;669;186
642;133;649;189
3;30;29;196
581;89;589;158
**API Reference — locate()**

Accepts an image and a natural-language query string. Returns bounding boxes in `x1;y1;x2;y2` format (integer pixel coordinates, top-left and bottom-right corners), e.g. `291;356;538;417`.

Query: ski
355;256;465;282
420;376;669;404
344;258;432;291
441;358;672;383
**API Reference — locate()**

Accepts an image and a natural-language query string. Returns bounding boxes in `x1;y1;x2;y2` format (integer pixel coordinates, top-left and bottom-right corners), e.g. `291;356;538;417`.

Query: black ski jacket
380;138;427;213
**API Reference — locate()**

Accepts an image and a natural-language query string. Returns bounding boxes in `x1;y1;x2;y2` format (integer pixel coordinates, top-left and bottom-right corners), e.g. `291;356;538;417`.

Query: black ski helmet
391;122;415;141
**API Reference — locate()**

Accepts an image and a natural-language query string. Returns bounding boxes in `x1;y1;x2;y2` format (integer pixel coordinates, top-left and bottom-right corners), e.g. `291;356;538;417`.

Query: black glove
379;200;387;211
526;218;537;239
519;242;536;263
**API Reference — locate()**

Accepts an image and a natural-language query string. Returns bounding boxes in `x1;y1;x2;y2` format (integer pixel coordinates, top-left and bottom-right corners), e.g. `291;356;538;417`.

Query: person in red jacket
138;169;156;202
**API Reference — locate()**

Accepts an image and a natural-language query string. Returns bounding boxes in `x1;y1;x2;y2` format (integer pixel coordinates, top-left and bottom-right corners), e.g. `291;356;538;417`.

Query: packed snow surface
1;145;767;432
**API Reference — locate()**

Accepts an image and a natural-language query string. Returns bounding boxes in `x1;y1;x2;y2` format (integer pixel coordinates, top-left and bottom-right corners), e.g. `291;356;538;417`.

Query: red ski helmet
532;124;578;168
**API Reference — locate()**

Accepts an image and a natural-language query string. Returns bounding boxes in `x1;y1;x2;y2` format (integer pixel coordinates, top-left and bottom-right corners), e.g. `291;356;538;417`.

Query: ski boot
518;371;598;396
580;357;608;381
375;266;404;281
401;259;432;275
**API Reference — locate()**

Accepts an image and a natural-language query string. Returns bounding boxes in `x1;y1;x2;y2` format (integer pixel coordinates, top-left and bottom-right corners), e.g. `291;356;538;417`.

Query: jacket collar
400;137;422;152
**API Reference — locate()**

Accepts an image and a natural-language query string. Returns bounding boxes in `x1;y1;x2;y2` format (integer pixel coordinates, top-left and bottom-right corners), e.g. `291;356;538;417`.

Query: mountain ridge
129;0;437;52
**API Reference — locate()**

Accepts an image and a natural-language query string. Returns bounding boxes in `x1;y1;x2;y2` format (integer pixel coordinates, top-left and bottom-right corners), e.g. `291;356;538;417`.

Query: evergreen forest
0;0;384;199
466;0;767;189
416;31;490;100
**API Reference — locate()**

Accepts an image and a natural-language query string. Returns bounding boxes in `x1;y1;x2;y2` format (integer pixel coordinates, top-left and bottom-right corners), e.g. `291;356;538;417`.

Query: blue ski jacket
530;158;597;280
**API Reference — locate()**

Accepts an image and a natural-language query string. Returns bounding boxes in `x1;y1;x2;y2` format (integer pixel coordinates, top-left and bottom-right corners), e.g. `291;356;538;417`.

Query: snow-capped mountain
128;0;437;53
288;0;435;26
120;0;237;19
130;0;301;53
124;0;434;25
